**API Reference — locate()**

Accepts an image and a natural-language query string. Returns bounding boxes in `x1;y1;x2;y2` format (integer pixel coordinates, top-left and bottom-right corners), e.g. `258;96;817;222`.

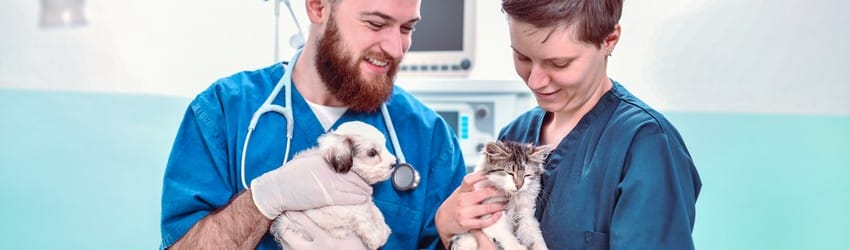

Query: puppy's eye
367;148;378;157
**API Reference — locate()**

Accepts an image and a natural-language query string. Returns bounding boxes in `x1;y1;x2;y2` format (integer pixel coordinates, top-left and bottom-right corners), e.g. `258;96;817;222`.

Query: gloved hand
251;150;372;219
279;211;368;250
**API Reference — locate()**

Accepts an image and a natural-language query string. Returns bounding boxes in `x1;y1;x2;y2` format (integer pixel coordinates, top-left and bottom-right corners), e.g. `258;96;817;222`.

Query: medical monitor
399;0;475;77
397;79;535;171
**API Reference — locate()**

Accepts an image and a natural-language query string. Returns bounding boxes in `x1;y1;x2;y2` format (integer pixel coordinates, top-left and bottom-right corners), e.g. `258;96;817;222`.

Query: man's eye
367;21;384;29
401;26;415;34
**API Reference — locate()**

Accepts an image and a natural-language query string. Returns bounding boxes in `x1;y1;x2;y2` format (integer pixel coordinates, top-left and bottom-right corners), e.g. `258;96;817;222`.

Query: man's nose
379;30;405;61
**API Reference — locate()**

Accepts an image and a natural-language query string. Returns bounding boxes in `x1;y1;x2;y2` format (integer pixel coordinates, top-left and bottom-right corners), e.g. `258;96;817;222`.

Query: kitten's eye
367;148;378;157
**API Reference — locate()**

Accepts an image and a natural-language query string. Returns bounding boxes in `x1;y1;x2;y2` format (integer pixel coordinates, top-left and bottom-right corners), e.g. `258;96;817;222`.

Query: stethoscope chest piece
391;163;420;191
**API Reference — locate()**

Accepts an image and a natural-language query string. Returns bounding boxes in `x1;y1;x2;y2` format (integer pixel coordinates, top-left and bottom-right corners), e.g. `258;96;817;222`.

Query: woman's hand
435;172;506;248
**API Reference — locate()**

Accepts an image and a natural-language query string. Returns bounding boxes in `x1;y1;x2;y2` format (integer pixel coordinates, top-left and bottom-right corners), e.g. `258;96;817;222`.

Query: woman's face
509;18;613;113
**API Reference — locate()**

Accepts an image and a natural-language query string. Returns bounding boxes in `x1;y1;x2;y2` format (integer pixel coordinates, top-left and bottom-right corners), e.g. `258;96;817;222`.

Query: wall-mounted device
267;0;305;62
397;78;534;171
399;0;475;77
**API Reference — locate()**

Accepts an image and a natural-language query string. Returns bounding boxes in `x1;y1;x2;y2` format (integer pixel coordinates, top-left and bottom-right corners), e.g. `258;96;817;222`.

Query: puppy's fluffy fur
271;121;396;249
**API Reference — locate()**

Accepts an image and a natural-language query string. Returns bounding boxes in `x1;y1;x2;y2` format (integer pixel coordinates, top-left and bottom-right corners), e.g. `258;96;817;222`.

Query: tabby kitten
451;141;551;250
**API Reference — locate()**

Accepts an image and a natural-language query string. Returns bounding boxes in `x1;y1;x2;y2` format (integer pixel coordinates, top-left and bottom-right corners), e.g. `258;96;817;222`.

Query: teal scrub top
160;62;466;249
499;81;702;249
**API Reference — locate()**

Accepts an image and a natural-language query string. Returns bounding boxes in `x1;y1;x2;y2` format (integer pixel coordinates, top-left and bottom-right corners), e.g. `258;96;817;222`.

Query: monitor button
460;59;472;70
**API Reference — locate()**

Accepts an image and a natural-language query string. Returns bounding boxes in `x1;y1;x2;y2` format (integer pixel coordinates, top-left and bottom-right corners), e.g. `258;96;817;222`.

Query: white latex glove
279;211;368;250
251;150;372;219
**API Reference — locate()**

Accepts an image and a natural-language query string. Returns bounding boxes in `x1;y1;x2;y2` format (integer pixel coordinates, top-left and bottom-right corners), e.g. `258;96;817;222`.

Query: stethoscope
239;50;420;192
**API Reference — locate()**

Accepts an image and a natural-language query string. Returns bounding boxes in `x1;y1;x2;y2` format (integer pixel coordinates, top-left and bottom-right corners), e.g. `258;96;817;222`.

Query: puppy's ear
319;133;355;173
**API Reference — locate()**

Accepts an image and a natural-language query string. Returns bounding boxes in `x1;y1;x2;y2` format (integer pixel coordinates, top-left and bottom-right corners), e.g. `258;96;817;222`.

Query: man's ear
305;0;329;24
319;133;355;173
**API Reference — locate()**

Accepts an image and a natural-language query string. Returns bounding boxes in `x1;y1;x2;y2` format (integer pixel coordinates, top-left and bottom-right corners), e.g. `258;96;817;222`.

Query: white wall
2;0;849;115
0;0;278;97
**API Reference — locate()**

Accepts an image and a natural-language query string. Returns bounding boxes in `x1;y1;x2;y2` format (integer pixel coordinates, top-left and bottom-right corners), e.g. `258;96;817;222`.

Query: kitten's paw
497;240;526;250
530;242;549;250
450;234;477;250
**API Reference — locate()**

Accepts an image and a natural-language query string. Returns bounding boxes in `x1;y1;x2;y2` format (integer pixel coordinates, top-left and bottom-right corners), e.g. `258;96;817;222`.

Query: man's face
314;0;420;112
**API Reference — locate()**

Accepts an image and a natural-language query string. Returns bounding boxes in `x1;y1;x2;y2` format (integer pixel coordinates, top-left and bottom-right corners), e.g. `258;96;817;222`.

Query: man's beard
315;14;399;113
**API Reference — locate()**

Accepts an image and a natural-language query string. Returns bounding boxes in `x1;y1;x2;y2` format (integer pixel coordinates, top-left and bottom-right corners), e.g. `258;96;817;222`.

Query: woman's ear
604;24;621;56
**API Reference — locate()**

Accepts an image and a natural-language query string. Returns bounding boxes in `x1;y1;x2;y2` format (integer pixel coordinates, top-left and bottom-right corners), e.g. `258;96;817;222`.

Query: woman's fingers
462;186;503;206
457;172;488;192
457;210;503;230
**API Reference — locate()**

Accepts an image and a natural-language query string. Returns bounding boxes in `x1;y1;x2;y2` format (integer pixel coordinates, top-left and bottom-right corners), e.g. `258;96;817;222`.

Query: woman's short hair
502;0;624;47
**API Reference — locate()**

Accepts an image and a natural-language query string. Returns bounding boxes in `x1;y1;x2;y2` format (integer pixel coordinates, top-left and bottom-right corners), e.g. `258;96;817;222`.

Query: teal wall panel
1;90;848;249
668;113;850;249
0;90;188;249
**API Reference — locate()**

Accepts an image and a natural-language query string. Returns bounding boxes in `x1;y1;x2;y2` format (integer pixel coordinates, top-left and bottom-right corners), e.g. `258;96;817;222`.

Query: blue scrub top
160;62;466;249
499;81;702;249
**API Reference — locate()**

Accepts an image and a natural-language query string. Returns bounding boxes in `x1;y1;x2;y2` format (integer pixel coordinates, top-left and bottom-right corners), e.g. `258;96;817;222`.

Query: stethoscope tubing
239;49;416;191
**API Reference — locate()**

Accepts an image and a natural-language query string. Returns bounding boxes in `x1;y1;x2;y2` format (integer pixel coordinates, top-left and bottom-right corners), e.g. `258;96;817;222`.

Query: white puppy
271;121;396;250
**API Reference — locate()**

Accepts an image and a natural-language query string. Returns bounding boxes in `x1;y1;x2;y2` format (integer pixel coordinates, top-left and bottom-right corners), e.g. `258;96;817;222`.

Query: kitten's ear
319;133;355;173
529;144;553;163
484;141;510;161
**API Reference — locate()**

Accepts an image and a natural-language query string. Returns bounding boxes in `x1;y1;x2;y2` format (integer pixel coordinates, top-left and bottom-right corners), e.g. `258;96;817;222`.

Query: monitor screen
437;110;460;136
398;0;474;77
410;0;464;51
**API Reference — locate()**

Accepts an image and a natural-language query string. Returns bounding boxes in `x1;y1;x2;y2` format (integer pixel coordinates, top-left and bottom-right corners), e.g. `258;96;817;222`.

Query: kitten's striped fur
451;141;551;250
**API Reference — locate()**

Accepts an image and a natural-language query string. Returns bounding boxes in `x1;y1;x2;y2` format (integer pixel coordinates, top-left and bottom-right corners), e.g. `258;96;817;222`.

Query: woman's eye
553;62;569;68
515;54;530;62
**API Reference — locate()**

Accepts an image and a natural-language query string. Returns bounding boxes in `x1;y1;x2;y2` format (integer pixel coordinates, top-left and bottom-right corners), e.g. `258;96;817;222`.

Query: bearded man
159;0;466;249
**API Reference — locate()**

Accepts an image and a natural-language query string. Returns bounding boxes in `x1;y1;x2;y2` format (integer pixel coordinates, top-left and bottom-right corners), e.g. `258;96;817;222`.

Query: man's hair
502;0;623;47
